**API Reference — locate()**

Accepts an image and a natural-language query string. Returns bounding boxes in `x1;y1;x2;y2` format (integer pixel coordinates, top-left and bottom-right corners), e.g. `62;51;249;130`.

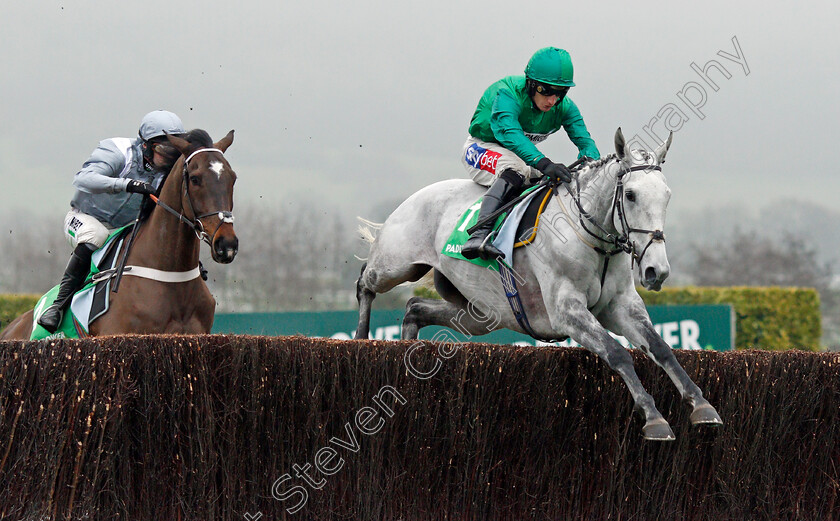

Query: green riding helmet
524;47;575;87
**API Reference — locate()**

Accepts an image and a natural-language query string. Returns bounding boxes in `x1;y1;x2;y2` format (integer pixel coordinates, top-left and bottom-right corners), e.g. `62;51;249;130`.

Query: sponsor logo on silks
465;143;502;174
524;131;555;144
69;216;83;231
444;244;463;254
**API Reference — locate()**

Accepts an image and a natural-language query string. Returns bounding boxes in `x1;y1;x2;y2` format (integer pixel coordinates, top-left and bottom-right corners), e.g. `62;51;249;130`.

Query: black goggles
534;83;569;98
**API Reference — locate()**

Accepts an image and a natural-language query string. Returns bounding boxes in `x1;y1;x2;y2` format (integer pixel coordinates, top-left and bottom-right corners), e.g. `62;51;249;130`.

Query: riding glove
125;180;156;195
536;158;572;183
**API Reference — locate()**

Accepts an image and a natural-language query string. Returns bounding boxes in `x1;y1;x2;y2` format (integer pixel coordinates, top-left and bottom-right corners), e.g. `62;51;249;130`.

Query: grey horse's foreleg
560;301;675;441
603;305;723;426
354;263;376;340
637;325;723;426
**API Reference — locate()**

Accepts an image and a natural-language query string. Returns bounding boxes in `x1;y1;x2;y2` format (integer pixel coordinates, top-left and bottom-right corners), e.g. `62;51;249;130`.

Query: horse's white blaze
209;161;224;179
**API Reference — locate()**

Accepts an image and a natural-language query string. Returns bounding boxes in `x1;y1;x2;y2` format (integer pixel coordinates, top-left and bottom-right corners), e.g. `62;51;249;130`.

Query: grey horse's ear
654;131;673;164
614;127;627;159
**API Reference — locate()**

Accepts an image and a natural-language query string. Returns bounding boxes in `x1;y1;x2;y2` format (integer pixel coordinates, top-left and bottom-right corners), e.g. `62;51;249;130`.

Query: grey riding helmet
138;110;185;142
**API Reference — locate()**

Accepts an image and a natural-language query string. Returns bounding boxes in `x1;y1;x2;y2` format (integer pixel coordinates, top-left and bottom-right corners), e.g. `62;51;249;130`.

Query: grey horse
355;128;722;440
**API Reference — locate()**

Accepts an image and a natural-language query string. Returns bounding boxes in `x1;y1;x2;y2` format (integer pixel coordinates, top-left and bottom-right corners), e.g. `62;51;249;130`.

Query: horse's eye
626;190;636;203
190;175;201;186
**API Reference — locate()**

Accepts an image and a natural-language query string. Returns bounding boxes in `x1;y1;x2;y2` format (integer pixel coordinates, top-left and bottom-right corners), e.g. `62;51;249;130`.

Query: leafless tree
688;230;839;350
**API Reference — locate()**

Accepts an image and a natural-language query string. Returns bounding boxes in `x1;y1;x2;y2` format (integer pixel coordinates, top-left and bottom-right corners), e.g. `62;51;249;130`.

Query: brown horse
0;129;238;339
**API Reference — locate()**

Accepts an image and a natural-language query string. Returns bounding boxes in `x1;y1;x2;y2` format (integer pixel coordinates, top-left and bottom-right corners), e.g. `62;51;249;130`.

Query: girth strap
498;260;565;343
92;265;201;284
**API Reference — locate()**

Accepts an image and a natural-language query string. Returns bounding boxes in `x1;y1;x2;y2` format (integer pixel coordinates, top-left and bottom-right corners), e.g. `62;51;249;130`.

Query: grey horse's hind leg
354;263;375;340
355;261;432;340
402;297;453;340
401;296;498;341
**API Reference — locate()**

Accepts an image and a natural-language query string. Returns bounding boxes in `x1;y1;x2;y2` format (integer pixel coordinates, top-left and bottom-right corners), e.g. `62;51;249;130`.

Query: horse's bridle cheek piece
611;165;666;270
179;148;235;246
560;161;666;287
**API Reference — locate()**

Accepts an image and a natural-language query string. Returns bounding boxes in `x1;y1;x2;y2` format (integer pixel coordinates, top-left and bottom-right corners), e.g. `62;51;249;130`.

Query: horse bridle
151;147;235;247
610;164;666;269
561;161;666;285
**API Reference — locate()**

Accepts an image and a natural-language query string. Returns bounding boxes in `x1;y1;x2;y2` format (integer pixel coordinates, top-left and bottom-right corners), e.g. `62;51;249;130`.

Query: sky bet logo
465;143;502;174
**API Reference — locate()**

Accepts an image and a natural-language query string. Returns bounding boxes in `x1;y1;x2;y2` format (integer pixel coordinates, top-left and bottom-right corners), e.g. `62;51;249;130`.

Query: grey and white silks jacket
69;137;166;228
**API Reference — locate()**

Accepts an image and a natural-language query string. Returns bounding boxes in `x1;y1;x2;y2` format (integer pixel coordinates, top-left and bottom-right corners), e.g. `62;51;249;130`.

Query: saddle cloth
441;184;553;271
30;226;131;340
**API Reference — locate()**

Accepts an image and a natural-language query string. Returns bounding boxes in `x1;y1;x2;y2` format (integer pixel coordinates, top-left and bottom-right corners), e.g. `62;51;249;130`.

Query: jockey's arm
489;89;546;167
73;140;131;195
561;99;600;160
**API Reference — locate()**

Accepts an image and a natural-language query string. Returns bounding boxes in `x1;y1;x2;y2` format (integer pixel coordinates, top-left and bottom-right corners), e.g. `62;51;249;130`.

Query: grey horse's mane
572;153;619;196
572;148;662;194
572;154;618;175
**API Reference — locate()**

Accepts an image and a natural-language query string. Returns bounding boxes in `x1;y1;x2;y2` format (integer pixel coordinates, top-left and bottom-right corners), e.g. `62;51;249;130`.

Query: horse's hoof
642;418;675;441
690;403;723;426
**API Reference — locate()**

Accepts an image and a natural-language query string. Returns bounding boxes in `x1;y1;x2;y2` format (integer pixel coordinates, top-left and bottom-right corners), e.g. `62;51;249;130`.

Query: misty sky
2;1;838;231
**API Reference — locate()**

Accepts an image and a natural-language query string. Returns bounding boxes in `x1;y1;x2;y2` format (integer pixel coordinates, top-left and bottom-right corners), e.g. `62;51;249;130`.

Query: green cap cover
525;47;575;87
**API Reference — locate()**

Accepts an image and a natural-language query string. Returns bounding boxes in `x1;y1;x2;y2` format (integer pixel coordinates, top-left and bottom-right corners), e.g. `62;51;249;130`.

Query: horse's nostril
213;237;238;261
645;267;657;283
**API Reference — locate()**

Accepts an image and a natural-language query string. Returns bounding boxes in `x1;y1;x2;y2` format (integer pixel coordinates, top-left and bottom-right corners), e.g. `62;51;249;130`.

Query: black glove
536;158;572;183
125;180;156;195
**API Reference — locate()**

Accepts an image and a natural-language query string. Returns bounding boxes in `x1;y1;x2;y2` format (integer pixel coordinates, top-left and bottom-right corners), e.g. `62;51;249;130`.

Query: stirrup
463;233;503;261
477;234;504;260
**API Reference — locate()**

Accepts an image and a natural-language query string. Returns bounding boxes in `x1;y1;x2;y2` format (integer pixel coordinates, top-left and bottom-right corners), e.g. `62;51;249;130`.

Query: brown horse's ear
165;132;192;156
214;130;234;152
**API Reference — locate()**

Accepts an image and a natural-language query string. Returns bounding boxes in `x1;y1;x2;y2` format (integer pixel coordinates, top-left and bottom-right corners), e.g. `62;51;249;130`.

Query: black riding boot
461;169;524;260
37;243;96;333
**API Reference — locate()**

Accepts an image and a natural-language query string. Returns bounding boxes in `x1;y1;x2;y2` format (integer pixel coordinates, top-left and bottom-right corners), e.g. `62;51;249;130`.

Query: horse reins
150;147;235;247
110;147;233;292
498;158;666;343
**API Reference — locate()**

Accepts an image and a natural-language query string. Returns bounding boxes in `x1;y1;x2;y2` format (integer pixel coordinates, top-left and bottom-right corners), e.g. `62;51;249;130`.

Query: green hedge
639;286;822;352
416;285;822;352
0;294;39;329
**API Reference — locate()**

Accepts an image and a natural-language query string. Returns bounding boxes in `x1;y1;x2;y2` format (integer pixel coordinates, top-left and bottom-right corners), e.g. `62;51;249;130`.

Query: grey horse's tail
355;217;383;261
356;217;382;245
354;216;433;290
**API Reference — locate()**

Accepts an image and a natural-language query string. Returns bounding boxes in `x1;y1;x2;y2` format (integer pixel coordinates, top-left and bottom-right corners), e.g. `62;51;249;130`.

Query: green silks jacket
468;75;600;166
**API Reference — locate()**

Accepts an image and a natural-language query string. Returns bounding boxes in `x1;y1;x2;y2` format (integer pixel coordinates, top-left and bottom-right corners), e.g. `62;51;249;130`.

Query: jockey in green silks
460;47;601;260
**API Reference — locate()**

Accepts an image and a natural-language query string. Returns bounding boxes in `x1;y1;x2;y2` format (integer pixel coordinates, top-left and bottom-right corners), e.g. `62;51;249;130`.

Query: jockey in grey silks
37;110;185;333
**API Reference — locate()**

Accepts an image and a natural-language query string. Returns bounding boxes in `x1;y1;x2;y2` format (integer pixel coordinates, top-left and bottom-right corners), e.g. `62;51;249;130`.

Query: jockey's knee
77;227;109;250
498;169;525;187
